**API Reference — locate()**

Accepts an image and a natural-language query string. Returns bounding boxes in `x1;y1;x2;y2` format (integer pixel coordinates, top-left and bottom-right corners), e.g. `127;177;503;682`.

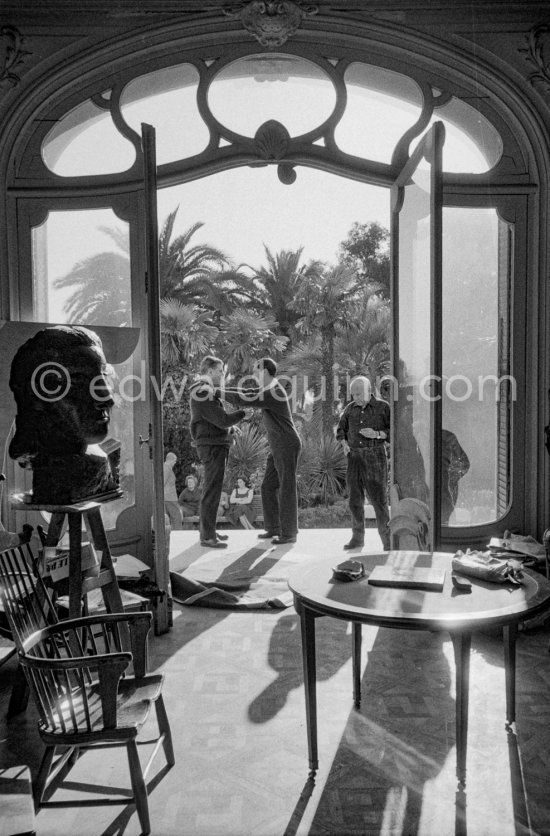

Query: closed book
368;564;446;591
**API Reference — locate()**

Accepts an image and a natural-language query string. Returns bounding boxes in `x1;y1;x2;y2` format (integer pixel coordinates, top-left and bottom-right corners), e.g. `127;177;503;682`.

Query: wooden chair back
19;618;131;736
0;543;58;650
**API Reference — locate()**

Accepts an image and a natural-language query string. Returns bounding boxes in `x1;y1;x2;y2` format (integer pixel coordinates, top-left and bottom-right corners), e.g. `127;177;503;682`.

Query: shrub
225;424;269;489
299;499;350;528
297;433;347;506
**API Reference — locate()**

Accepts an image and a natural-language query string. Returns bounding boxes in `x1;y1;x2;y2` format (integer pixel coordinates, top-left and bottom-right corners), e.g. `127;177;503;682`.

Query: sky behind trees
157;166;389;271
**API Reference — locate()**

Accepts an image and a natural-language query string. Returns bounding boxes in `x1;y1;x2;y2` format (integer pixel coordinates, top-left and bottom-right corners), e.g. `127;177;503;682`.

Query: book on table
368;564;446;591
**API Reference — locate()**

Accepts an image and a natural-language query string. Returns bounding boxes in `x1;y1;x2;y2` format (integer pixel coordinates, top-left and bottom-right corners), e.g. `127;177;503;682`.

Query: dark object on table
8;325;120;503
452;573;472;593
332;559;365;582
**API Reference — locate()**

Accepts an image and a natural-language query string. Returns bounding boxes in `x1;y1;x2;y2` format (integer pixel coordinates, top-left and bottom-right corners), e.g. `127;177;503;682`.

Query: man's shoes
258;531;278;539
200;539;228;549
343;539;364;550
216;532;229;541
272;535;297;545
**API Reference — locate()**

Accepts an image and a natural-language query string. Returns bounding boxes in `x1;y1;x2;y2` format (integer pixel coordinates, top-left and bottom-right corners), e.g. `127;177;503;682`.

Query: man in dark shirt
189;355;251;548
226;357;301;545
336;376;390;550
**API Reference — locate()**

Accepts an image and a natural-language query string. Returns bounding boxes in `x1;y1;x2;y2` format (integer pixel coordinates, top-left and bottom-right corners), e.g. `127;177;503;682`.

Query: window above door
37;49;504;183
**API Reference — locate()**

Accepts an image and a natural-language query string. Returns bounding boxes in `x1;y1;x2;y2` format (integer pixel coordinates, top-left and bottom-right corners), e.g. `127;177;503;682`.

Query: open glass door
390;122;444;551
7;123;170;632
141;123;170;634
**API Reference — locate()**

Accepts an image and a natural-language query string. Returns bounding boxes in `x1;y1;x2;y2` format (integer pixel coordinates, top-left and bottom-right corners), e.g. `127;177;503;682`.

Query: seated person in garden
227;477;255;529
178;474;200;518
218;490;229;520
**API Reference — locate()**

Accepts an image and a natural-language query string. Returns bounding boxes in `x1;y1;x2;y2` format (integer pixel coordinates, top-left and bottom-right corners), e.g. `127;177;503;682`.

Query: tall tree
338;221;390;298
54;227;131;325
337;293;391;385
215;308;288;376
291;263;360;435
246;246;323;344
159;298;218;373
158;210;227;303
159;208;258;314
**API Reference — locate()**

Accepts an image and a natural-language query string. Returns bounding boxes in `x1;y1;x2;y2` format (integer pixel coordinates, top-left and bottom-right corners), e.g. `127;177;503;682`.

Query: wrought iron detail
277;163;296;184
0;26;31;88
225;1;318;48
254;119;290;159
520;25;550;93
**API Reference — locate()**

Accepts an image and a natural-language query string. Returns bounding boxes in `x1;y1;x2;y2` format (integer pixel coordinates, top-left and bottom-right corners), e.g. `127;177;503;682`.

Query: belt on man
350;440;385;449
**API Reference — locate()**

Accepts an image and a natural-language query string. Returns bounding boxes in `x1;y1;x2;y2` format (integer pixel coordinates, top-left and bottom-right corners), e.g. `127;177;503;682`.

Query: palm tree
160;208;261;316
158;210;228;302
291;263;360;435
54;227;131;325
160;298;218;373
336;293;391;386
215;308;288;376
246;247;323;344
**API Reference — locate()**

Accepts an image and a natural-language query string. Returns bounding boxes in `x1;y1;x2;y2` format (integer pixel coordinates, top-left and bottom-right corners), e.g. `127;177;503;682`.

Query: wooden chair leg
7;663;30;717
127;739;151;835
155;695;175;767
33;745;56;808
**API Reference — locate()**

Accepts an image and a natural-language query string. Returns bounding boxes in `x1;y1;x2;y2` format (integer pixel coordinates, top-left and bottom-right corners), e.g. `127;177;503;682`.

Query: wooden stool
11;499;125;621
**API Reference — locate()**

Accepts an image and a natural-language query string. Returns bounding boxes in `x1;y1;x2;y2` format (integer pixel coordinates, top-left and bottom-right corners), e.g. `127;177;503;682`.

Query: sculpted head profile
9;325;118;504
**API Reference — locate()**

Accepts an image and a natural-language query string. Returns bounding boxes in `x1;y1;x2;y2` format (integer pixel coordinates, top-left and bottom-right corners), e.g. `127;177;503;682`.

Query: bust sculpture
9;325;120;504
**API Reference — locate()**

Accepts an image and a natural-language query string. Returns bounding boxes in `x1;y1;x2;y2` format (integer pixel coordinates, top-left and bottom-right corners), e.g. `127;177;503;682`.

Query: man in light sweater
226;357;301;545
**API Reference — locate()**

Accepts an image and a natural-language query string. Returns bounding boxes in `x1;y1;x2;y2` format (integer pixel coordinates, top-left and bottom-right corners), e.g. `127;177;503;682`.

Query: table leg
450;631;471;787
298;602;318;775
504;622;517;727
352;622;362;708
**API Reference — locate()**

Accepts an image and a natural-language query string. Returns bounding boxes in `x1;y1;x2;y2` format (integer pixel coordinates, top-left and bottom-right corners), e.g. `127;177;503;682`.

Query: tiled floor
2;529;550;835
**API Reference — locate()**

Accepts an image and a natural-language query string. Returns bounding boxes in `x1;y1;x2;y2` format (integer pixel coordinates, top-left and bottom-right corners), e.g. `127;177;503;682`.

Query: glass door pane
391;124;444;550
442;207;512;525
30;208;135;532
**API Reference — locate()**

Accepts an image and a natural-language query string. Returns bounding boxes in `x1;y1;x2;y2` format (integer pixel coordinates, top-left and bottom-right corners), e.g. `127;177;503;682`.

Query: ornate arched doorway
0;13;541;627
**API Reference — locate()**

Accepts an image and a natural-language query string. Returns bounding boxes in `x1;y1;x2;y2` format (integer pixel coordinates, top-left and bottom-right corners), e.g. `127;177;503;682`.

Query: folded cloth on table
488;531;545;560
452;549;524;585
504;531;545;557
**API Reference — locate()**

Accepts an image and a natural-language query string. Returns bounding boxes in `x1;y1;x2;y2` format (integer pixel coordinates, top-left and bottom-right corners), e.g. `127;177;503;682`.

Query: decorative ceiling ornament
225;1;318;48
254;119;290;159
520;24;550;94
0;26;31;88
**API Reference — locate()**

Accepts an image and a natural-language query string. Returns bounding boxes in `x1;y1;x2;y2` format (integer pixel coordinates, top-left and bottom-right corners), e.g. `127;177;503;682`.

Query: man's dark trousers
347;446;390;549
261;444;300;537
197;445;228;541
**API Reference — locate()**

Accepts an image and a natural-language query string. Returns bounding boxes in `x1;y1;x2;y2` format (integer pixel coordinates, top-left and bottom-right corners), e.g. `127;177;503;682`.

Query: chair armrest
52;612;153;632
22;613;152;675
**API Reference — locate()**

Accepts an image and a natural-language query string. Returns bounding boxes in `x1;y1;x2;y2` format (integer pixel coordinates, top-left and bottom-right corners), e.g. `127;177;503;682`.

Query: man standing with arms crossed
189;355;251;548
336;375;390;551
227;357;301;545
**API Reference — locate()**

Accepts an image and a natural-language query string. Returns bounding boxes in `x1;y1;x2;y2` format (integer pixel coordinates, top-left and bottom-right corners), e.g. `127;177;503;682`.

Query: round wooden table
288;550;550;785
